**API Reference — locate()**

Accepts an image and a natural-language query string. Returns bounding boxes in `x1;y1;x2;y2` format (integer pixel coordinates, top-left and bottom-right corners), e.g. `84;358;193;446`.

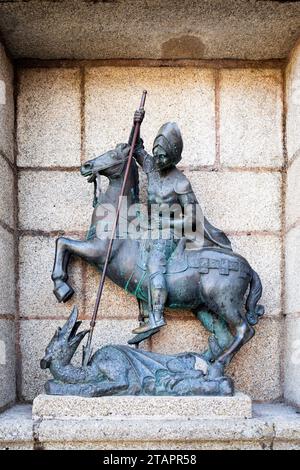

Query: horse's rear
166;246;264;365
166;247;252;309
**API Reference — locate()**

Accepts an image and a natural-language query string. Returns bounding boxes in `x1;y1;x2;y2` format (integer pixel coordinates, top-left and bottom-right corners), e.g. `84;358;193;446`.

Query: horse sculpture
51;143;264;370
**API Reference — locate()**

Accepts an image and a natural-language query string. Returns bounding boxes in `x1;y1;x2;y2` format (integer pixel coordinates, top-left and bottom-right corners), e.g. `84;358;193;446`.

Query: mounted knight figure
130;109;232;336
51;94;264;374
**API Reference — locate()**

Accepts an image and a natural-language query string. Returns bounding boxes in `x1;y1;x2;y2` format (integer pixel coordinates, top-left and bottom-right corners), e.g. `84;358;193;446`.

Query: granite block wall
15;64;284;401
0;42;16;409
284;41;300;407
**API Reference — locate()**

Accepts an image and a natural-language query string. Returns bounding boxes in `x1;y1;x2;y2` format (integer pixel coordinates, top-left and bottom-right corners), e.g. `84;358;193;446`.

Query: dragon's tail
245;269;265;325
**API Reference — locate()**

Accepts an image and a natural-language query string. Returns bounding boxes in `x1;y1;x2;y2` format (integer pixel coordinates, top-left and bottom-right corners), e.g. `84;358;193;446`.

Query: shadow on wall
161;35;205;59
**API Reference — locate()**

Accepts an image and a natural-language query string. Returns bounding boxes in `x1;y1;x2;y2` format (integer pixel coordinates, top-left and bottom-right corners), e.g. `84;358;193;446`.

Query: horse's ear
123;144;131;156
116;143;130;157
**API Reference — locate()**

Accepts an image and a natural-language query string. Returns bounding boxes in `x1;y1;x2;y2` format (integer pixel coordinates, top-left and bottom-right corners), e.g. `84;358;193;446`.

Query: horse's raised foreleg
52;236;104;302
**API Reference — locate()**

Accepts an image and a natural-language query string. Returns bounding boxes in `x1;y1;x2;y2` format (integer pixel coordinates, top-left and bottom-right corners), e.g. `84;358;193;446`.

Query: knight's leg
150;272;167;327
132;300;150;334
52;236;103;302
133;245;167;334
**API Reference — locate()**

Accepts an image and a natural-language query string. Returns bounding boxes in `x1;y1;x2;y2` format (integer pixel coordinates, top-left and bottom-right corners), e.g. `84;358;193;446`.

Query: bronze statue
46;94;265;397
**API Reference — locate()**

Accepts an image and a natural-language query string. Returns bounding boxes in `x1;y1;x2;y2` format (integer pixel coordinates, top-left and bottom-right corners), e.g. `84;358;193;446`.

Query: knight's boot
131;321;153;334
132;306;166;334
152;305;166;328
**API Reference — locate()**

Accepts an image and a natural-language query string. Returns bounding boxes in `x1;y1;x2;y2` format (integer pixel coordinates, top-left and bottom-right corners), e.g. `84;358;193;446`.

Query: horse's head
40;306;88;369
81;143;131;182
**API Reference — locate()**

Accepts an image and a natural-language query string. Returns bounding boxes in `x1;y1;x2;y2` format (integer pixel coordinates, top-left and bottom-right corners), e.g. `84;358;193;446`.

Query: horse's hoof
218;377;234;396
53;282;74;303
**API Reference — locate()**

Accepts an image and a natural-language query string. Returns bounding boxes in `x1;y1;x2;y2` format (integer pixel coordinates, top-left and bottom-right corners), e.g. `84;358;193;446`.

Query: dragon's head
40;306;89;369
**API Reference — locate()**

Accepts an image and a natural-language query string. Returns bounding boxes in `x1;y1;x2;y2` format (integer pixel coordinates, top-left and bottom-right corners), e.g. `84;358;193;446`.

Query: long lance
82;90;147;366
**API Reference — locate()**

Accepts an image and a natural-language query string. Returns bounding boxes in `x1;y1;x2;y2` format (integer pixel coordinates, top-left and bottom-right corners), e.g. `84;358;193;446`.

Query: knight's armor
131;122;232;334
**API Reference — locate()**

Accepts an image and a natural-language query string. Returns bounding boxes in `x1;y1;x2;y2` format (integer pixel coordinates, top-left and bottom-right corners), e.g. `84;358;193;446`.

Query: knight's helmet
152;122;183;166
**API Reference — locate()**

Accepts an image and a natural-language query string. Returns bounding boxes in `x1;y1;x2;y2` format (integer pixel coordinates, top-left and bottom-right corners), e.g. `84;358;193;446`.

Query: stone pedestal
29;393;257;449
2;402;300;450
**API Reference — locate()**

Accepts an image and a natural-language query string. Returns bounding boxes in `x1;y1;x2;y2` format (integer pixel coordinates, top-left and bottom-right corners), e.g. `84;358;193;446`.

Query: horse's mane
116;142;140;203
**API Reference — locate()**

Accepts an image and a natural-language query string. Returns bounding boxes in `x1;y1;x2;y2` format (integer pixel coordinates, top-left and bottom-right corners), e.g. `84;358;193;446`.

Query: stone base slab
32;392;252;420
1;403;300;450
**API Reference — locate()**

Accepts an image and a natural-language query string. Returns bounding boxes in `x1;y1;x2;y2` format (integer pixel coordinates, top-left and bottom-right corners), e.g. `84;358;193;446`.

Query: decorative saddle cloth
125;239;252;301
136;239;251;277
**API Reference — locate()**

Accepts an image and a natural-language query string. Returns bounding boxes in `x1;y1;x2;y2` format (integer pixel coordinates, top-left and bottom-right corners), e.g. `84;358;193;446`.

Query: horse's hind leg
52;236;102;302
196;310;234;362
215;312;252;366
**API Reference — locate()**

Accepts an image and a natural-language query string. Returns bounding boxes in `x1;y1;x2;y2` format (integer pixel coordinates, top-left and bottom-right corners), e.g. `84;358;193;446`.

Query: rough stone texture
273;414;300;450
0;154;14;229
286;152;300;230
1;1;300;60
286;42;300;161
285;226;300;315
34;411;273;450
85;67;216;166
18;170;92;231
85;264;140;321
1;403;300;451
284;43;300;409
30;439;269;450
0;319;16;409
17;68;81;167
0;43;14;162
284;315;300;408
228;318;282;401
33;393;252;420
255;403;300;450
20;318;140;401
0;43;15;410
230;234;282;318
220;69;283;168
151;316;209;355
0;405;33;450
19;235;83;318
0;227;15;317
187;170;282;232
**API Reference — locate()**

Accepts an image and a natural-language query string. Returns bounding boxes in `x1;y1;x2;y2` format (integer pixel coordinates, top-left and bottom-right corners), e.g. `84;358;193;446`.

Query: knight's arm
174;176;209;244
179;192;200;239
175;178;200;230
128;109;153;171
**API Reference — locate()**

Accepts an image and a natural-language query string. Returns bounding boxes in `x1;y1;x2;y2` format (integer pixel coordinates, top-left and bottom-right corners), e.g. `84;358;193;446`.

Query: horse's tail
245;269;265;325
